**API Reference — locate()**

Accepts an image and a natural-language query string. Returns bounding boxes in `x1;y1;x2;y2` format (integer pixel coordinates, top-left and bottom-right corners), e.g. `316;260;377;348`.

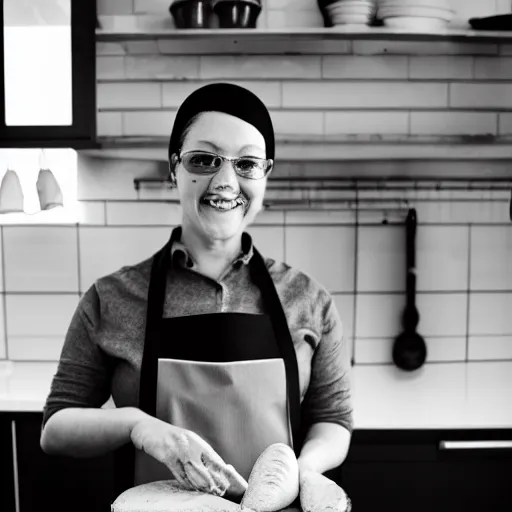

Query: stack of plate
377;0;455;30
319;0;376;27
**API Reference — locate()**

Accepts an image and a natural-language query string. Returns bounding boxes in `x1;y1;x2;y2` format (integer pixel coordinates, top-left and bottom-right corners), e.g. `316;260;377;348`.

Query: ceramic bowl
383;16;450;29
379;6;454;22
169;0;213;28
332;14;372;24
379;0;452;7
317;0;344;9
212;0;261;28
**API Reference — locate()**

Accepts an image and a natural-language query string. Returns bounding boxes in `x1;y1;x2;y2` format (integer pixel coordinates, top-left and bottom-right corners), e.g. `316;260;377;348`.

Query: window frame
0;0;97;149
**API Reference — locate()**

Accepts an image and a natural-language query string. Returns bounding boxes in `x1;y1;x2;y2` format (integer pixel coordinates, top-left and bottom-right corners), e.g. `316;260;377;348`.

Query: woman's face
175;111;269;244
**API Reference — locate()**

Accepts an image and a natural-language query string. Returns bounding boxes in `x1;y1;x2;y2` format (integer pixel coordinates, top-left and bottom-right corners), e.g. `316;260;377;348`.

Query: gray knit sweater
42;233;353;434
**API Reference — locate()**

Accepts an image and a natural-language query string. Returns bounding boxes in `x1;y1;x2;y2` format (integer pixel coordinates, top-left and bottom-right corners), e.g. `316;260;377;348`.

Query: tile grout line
76;223;83;295
465;225;472;363
14;357;512;365
351;191;359;366
1;227;8;360
1;289;509;296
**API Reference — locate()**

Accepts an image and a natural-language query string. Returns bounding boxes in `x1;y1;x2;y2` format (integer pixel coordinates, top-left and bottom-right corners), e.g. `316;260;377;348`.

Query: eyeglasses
177;150;273;180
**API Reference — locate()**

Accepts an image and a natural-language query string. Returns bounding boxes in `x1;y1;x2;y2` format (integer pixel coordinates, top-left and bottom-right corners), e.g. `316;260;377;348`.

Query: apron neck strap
249;247;302;457
139;227;179;417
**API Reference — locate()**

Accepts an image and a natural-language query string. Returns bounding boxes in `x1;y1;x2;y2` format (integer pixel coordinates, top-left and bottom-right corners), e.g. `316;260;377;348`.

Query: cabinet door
341;461;438;512
435;439;512;511
340;430;512;512
0;0;96;148
340;430;438;512
0;418;16;512
15;413;115;512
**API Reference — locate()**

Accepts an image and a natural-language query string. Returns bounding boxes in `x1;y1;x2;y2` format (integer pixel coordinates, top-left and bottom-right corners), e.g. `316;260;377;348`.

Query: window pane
3;0;72;126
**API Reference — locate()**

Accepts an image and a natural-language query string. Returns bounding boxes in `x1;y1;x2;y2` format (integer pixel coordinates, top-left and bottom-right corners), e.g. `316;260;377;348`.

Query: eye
237;158;260;172
188;152;218;167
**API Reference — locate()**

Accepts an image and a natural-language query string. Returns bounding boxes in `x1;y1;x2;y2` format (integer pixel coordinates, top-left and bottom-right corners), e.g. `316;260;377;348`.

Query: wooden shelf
96;26;512;43
82;138;512;162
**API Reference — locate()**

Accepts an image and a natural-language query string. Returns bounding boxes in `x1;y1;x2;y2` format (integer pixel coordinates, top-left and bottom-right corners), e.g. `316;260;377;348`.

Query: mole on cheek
192;180;197;183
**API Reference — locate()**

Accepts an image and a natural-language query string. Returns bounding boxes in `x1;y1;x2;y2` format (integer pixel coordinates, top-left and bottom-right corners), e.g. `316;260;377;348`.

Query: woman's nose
210;158;239;191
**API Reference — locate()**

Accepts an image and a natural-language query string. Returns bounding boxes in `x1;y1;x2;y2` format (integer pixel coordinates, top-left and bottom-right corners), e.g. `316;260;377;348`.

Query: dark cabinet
0;417;16;512
436;438;512;510
340;430;512;512
0;1;97;148
14;412;114;512
3;416;512;512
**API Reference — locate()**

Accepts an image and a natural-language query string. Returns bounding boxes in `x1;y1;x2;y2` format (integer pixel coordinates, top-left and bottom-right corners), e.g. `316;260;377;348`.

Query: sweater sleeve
42;284;114;428
300;295;354;434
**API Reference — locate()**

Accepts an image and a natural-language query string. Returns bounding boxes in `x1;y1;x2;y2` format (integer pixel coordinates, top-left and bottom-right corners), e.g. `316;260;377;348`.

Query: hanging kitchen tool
392;208;427;371
0;169;25;214
36;150;64;211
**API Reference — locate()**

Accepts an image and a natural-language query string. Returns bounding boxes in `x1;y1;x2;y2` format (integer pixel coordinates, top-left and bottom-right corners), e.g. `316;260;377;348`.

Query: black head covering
168;83;275;161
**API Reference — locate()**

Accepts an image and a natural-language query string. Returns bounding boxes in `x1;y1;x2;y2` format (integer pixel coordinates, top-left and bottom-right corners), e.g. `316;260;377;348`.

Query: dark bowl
316;0;338;27
213;0;261;29
319;9;334;28
169;0;213;29
317;0;340;10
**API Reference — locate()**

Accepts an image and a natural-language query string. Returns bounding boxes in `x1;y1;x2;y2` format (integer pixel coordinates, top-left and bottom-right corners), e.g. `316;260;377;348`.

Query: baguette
240;443;299;512
299;471;351;512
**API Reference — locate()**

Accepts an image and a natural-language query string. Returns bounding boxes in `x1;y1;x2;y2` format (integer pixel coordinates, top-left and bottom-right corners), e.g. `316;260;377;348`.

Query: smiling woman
40;83;353;507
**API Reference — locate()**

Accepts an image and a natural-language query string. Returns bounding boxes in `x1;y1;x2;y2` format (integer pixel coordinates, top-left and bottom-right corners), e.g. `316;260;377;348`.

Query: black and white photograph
0;1;511;511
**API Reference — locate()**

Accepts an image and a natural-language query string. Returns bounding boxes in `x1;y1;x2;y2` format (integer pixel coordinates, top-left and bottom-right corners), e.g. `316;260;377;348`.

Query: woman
40;83;353;502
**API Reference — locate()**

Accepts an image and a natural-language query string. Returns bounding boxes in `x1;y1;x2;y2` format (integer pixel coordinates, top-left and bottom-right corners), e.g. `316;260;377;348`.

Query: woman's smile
200;193;248;213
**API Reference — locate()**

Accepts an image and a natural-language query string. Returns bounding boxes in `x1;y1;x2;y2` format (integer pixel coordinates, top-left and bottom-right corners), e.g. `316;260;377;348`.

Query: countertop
1;360;512;429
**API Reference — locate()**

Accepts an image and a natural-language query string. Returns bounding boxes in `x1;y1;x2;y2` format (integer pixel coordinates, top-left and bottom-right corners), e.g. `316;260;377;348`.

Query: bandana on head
168;83;275;162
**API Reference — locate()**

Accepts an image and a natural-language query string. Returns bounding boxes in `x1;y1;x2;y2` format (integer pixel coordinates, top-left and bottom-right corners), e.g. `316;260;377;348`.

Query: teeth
206;196;246;211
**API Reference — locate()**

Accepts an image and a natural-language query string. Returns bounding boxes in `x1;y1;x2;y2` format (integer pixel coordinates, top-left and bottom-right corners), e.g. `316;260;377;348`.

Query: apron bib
114;227;302;495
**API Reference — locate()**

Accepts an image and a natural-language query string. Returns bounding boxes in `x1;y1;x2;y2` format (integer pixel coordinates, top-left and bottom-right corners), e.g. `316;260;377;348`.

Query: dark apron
114;227;302;497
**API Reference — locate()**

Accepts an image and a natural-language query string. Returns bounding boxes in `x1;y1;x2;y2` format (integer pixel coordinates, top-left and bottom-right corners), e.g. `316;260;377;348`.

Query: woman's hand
130;416;248;497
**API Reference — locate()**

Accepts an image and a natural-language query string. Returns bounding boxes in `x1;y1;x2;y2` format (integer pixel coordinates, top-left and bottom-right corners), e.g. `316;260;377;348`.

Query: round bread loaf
111;480;245;512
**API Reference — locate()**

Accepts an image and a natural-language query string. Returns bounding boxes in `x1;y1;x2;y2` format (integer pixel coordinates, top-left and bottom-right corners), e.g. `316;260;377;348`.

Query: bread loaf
240;443;299;512
111;480;247;512
299;471;351;512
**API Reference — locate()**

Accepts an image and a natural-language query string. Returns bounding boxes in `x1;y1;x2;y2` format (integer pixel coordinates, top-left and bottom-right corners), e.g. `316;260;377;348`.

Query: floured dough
111;480;246;512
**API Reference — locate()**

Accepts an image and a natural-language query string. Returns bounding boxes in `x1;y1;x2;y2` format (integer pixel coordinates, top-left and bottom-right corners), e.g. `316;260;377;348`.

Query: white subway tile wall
357;226;405;292
125;56;200;79
469;336;512;361
470;226;512;290
3;227;79;292
408;56;473;79
5;295;80;361
79;227;171;292
1;0;512;363
469;293;512;337
0;296;5;359
285;226;356;293
0;183;510;363
416;226;469;292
